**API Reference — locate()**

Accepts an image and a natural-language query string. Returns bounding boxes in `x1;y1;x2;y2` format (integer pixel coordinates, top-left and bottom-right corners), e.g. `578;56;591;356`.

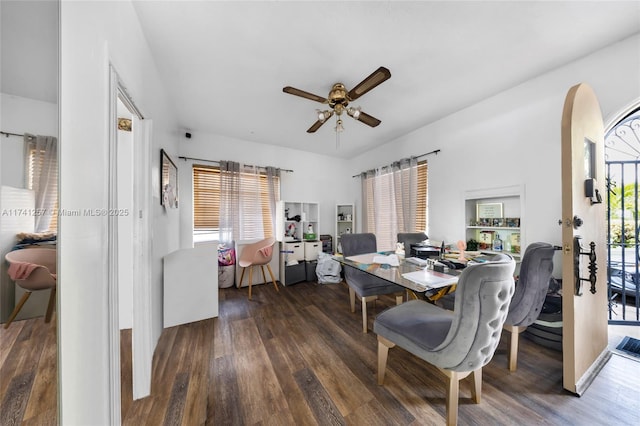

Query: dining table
333;252;462;300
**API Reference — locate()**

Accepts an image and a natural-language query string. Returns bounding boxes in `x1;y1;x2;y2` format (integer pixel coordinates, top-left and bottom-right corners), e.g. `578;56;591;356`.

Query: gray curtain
26;134;58;232
219;161;280;243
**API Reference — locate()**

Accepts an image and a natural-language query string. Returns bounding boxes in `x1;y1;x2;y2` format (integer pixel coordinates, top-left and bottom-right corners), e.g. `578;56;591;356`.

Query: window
26;136;58;232
192;165;280;242
363;160;427;250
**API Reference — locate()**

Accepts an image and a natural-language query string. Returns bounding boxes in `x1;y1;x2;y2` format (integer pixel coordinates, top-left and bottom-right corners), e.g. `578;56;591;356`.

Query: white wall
0;93;57;188
350;33;640;257
177;132;353;249
60;1;179;424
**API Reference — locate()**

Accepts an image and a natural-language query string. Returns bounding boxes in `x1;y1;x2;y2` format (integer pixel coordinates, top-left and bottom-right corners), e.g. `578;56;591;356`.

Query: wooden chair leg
4;291;31;329
395;294;403;305
239;267;246;288
361;296;370;333
445;371;460;426
45;287;56;323
377;336;395;385
510;328;518;372
349;287;356;313
506;325;521;371
260;265;268;284
266;264;279;292
248;266;254;300
470;368;482;403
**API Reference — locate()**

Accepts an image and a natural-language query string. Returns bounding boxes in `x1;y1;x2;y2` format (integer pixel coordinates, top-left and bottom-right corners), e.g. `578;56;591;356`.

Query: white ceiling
132;1;640;159
2;2;639;159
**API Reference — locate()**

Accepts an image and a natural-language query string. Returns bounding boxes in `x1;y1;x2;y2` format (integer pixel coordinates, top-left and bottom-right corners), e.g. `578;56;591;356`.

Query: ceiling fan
283;66;391;133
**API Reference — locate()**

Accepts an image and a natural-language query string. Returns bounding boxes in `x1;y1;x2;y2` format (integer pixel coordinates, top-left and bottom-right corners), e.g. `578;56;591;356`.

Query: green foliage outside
608;182;638;246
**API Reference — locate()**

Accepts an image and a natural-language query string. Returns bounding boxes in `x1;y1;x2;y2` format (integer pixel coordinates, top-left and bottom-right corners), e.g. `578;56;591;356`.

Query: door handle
558;215;583;229
573;236;597;296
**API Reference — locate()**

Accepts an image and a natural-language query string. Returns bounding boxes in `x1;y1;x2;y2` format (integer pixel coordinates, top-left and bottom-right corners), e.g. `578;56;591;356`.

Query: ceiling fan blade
283;86;327;103
348;66;391;101
307;110;334;133
354;111;381;128
307;119;327;133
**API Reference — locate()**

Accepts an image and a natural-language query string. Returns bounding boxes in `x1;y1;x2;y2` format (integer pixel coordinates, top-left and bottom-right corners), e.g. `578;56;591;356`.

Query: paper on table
345;253;377;264
402;269;458;289
345;253;400;266
372;254;400;266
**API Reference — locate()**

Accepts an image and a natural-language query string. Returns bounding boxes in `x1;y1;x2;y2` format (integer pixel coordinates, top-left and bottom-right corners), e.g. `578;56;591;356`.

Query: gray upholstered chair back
341;233;377;286
341;233;377;257
397;232;428;254
505;242;555;328
340;233;404;333
433;253;515;371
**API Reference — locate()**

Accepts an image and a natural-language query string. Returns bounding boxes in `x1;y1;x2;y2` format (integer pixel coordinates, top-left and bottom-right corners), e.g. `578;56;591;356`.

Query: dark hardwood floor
1;280;640;425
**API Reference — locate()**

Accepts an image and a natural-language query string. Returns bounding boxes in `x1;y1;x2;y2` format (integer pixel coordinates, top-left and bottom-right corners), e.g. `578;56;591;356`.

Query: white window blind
26;136;58;232
193;165;280;240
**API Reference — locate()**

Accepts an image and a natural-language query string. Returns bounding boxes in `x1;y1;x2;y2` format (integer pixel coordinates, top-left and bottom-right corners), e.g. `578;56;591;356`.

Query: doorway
605;107;640;325
108;66;154;422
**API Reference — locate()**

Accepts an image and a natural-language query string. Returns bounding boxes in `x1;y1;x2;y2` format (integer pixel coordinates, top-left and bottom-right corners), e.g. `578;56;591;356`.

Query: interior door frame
108;64;153;421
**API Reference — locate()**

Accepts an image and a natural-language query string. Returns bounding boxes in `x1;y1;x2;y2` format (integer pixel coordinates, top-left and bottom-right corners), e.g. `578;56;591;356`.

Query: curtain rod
352;149;440;178
1;131;34;139
178;156;293;173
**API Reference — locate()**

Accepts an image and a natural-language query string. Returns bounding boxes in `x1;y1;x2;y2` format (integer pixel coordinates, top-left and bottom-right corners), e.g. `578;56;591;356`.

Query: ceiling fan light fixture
347;106;361;120
317;109;331;123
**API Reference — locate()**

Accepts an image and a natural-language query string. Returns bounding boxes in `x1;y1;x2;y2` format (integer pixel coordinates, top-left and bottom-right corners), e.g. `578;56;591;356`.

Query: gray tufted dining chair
503;242;555;371
374;253;515;426
396;232;428;256
341;233;405;333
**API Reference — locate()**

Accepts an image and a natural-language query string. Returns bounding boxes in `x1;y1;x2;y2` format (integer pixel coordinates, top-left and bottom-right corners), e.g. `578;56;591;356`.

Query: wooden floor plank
0;370;35;426
229;317;288;424
293;367;345;426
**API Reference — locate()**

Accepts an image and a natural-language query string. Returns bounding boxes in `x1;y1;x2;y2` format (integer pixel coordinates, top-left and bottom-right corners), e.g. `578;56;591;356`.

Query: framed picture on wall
161;149;178;208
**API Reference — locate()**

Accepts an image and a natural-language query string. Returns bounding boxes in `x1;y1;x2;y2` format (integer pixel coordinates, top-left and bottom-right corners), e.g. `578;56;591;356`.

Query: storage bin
218;265;235;288
304;241;321;261
285;263;306;285
284;241;305;261
305;260;318;282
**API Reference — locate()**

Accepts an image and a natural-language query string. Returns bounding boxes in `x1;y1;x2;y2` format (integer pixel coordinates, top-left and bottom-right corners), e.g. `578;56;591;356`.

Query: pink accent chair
4;248;57;329
237;237;279;300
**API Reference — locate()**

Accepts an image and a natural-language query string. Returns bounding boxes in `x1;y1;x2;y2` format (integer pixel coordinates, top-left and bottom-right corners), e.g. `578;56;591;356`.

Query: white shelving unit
276;201;320;285
335;204;354;254
463;185;524;259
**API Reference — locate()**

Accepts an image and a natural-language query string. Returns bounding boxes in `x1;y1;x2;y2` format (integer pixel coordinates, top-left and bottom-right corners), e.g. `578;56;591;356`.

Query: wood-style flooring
1;280;640;425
